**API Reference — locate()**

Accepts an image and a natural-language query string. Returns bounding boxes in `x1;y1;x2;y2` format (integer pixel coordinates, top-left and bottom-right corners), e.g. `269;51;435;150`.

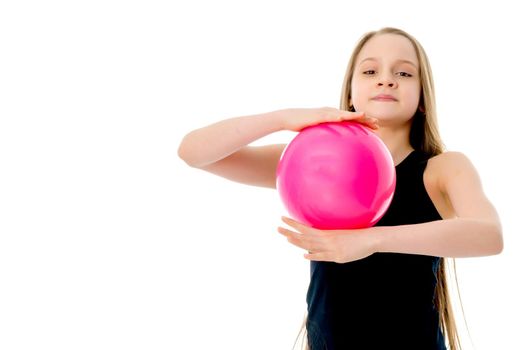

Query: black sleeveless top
306;150;446;350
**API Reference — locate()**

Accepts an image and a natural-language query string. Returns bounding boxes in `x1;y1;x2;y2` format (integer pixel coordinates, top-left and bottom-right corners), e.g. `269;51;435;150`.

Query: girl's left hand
277;216;381;263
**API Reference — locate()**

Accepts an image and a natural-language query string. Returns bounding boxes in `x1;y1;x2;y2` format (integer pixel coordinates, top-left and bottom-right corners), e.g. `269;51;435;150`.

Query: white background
1;1;523;349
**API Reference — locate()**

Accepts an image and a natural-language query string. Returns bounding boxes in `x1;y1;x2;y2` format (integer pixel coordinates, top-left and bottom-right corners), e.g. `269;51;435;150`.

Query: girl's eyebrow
358;57;418;68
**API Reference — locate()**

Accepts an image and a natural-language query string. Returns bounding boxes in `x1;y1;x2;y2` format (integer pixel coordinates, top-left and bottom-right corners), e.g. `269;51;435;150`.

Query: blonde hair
294;27;469;350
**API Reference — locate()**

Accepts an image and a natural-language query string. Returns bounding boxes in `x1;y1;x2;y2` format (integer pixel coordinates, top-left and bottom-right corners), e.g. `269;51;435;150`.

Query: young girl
178;27;503;350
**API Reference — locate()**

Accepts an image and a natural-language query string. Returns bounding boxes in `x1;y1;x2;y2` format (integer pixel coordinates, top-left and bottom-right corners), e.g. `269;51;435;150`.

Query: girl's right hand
279;107;378;132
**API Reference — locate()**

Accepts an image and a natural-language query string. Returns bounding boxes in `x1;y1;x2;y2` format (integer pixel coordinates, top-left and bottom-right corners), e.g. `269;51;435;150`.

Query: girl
178;27;503;349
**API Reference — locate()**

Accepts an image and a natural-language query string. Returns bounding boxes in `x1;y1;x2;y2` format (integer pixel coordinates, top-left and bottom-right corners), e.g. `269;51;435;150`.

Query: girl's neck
373;122;414;166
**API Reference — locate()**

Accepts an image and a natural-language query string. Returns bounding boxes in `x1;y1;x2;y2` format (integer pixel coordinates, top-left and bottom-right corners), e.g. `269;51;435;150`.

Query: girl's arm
375;151;503;257
178;108;377;189
178;111;287;189
177;110;285;168
278;152;503;262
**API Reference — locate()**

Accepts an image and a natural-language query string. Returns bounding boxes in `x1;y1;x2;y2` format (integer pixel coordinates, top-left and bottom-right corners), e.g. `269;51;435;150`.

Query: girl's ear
418;95;425;114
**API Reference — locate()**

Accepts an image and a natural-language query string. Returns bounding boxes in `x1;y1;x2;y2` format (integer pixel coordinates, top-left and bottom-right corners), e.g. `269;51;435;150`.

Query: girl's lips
372;94;397;101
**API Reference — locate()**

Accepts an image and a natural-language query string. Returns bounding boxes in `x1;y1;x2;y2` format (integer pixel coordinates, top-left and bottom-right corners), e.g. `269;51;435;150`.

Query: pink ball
276;121;396;230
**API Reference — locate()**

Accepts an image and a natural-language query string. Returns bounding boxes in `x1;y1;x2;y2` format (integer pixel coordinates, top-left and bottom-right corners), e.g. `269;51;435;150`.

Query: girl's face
350;33;421;126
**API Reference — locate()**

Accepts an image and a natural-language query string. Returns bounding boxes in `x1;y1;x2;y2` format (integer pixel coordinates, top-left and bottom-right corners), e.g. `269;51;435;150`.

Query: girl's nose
377;76;397;88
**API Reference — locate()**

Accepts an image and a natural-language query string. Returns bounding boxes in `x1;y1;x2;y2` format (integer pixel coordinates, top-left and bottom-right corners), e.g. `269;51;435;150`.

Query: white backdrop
1;1;523;349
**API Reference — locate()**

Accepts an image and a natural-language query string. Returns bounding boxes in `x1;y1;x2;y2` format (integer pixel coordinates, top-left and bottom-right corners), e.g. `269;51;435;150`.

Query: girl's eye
397;72;413;77
363;70;375;75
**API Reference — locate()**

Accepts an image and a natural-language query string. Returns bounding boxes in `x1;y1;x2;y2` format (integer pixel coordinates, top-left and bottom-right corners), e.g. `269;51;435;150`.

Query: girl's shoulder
426;150;480;193
427;150;474;175
424;151;477;219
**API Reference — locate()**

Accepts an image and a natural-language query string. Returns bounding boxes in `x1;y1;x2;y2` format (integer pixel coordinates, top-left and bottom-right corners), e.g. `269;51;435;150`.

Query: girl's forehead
356;34;419;66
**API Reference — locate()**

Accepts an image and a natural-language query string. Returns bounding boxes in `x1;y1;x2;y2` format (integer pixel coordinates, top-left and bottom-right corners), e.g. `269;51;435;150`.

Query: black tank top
306;150;446;350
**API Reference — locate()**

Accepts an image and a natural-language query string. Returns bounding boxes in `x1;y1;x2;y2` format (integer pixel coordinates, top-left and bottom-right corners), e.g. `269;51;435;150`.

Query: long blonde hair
294;27;469;350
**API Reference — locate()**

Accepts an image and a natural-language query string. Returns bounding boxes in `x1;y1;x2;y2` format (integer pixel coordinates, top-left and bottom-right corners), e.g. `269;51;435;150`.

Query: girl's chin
363;113;414;127
364;111;411;121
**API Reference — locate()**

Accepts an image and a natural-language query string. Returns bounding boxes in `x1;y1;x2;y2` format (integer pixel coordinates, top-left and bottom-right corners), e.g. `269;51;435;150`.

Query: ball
276;121;396;230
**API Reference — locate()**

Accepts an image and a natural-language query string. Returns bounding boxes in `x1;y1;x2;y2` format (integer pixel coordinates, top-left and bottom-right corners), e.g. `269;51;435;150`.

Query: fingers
320;109;379;130
278;226;316;251
303;251;327;261
281;216;314;232
278;227;329;261
352;114;379;129
278;220;336;262
340;111;379;129
364;118;380;130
